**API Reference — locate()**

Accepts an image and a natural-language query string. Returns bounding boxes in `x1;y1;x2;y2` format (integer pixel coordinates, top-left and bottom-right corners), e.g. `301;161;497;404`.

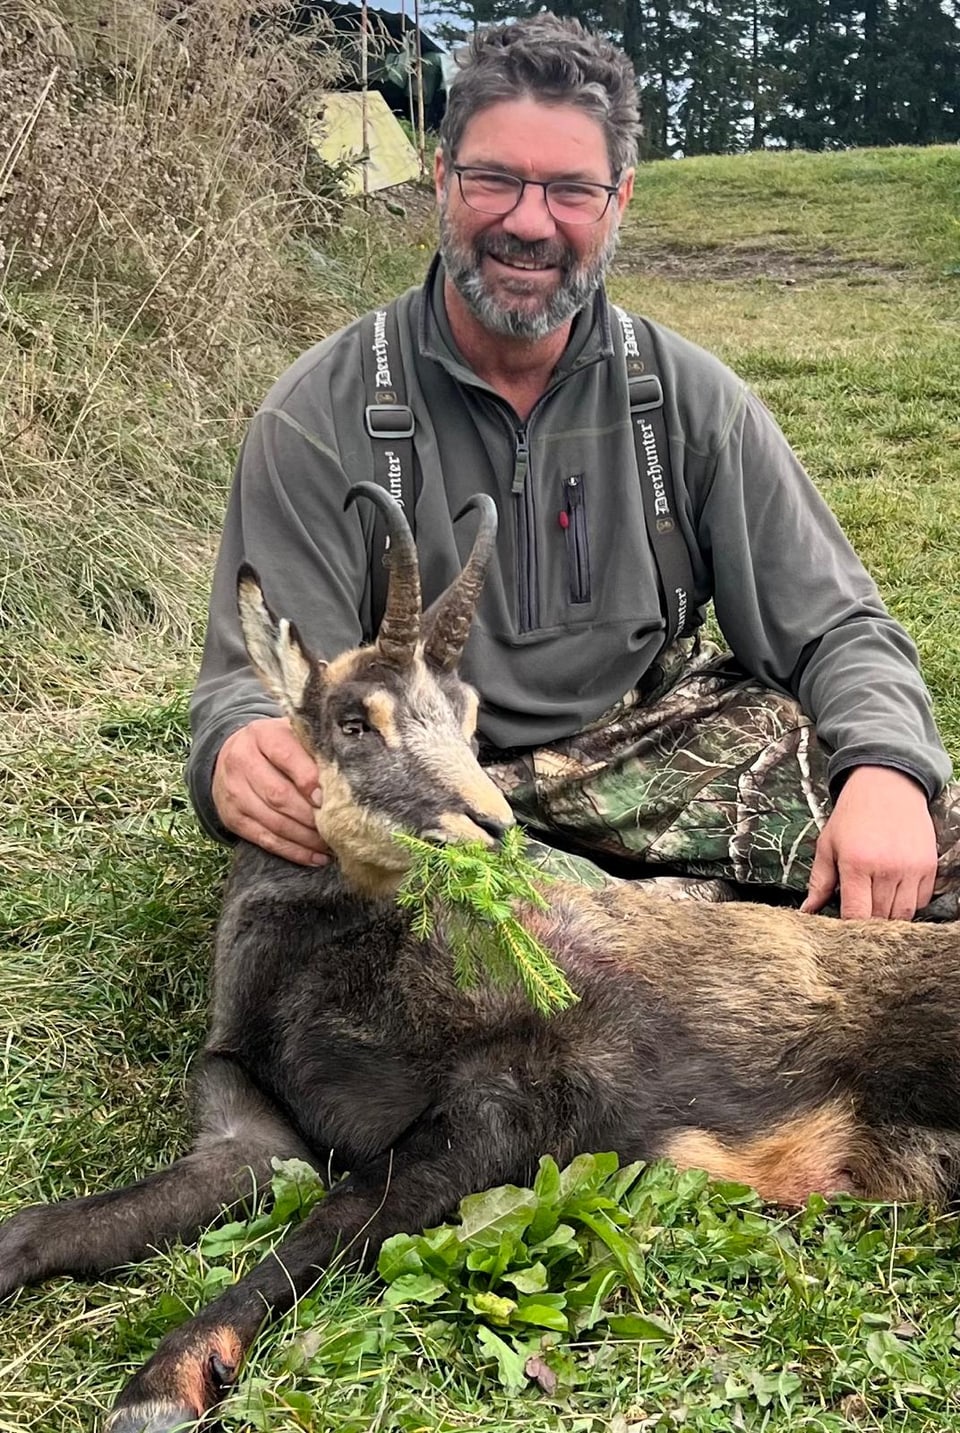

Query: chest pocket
528;425;665;638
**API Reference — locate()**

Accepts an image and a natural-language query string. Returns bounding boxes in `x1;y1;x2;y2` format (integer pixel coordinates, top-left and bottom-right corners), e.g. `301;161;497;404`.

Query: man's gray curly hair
439;13;639;178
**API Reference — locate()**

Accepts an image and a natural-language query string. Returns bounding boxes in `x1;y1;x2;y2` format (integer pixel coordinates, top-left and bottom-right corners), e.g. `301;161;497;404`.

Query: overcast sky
370;0;460;42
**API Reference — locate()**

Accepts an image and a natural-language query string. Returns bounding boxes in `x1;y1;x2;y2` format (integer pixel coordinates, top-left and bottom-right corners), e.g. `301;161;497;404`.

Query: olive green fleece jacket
187;257;951;842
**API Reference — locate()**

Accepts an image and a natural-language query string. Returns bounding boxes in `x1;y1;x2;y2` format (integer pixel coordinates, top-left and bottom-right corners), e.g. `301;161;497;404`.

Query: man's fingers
230;791;330;867
255;720;321;802
890;867;937;922
812;766;939;923
216;721;321;816
800;848;838;914
841;866;933;921
248;766;317;828
245;791;324;847
234;821;328;868
806;862;918;920
838;868;881;921
212;719;334;864
889;880;921;923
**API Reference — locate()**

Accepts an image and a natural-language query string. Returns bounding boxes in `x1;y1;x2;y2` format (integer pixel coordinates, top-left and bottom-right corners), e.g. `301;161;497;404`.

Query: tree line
426;0;960;155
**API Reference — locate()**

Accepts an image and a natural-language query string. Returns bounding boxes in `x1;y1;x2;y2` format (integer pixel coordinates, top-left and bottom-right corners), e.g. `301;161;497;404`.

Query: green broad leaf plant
375;1152;687;1392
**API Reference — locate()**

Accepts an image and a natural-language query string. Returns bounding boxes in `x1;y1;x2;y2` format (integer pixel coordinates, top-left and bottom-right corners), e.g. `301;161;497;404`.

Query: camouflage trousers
482;637;960;906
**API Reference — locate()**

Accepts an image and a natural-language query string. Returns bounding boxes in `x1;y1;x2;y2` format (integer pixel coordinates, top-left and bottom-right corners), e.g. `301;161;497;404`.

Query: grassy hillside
611;146;960;750
2;6;960;1422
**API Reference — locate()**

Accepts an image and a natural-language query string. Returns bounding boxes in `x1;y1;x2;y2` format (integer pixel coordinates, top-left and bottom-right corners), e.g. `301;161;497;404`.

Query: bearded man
188;13;960;920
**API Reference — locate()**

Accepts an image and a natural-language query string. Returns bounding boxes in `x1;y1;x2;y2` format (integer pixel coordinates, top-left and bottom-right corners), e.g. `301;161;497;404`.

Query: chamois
3;483;960;1433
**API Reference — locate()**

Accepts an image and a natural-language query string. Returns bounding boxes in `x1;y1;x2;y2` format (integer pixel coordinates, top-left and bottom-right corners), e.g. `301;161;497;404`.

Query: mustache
474;234;572;270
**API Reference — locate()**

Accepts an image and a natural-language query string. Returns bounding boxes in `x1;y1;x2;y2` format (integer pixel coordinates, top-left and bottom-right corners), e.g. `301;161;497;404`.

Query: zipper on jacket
514;426;538;631
561;474;591;604
511;431;529;494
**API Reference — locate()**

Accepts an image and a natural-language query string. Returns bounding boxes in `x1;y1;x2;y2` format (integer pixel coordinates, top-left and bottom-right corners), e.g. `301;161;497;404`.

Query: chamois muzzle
344;484;499;673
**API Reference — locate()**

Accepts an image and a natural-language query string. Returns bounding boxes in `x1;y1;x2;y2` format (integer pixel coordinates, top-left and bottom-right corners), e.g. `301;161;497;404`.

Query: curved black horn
421;494;499;673
344;482;421;667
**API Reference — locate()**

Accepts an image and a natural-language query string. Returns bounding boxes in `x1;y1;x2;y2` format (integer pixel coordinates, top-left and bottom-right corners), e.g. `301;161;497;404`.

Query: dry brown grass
0;0;377;721
0;0;349;359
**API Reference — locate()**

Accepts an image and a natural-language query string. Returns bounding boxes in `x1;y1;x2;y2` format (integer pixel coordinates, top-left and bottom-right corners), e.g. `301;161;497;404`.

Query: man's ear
434;146;447;205
617;168;635;215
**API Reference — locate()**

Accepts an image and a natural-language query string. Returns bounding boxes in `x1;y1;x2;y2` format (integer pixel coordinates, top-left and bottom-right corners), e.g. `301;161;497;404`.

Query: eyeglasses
451;165;620;226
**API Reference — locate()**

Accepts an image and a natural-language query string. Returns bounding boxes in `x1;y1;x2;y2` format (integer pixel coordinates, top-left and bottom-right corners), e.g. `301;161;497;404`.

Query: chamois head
237;483;515;897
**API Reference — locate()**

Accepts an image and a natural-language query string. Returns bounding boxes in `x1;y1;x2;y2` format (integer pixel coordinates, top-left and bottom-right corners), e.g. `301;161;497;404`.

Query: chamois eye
339;716;369;738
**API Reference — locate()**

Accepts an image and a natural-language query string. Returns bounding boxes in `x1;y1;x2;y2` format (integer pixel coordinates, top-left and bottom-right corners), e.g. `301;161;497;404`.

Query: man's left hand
801;765;938;921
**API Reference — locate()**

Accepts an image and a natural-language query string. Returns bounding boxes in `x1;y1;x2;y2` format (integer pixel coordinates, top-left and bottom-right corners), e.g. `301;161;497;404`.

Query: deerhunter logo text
675;586;688;633
385;449;402;506
372;309;394;389
619;310;640;358
639;418;670;517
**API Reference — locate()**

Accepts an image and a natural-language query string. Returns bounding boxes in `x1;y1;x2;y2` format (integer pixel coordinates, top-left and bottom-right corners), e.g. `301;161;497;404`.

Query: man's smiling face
435;97;633;342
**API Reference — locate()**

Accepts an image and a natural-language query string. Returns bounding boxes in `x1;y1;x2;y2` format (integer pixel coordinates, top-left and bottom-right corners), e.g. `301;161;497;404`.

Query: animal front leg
0;1055;311;1301
104;1086;557;1431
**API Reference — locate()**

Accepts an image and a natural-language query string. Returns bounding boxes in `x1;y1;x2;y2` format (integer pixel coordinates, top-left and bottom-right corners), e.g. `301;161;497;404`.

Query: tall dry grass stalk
0;0;348;355
0;0;358;720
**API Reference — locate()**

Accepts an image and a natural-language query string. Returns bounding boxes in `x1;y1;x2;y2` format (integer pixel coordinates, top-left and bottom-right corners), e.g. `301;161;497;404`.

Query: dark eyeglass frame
451;165;621;226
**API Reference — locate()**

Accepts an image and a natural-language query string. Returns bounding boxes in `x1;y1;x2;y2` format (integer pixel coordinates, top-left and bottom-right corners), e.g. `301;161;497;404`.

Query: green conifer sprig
394;827;579;1015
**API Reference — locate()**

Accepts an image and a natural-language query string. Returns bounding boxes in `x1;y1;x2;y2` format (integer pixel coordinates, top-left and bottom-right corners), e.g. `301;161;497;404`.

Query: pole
412;0;426;179
360;0;370;207
401;0;416;143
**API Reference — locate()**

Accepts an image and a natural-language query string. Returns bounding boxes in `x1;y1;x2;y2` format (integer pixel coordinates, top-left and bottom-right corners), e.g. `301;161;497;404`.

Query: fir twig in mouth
394;828;579;1015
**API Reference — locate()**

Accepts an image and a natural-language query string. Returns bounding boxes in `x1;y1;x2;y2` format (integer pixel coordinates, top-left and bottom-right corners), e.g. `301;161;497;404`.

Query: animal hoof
104;1326;242;1432
102;1402;201;1433
209;1352;237;1388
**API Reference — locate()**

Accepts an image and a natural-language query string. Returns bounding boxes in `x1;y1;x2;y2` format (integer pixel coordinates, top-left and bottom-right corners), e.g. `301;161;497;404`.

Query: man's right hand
212;717;332;867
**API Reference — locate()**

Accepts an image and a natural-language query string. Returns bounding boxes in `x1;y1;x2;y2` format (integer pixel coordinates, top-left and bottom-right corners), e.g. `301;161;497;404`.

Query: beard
439;204;620;342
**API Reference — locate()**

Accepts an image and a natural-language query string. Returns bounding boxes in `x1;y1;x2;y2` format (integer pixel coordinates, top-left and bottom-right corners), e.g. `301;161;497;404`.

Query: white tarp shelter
310;90;419;194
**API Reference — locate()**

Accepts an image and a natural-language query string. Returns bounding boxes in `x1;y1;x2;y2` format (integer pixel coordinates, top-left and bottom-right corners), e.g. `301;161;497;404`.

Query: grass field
2;143;960;1431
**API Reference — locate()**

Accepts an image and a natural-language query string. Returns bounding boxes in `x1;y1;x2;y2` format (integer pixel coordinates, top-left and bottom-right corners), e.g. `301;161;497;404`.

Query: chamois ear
236;564;322;716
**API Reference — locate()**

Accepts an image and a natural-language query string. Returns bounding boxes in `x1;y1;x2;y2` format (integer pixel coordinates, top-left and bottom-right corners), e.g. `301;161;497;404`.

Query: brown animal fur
661;1103;863;1204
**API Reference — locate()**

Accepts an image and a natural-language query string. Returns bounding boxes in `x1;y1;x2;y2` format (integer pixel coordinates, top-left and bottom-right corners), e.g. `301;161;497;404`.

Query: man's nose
500;182;557;241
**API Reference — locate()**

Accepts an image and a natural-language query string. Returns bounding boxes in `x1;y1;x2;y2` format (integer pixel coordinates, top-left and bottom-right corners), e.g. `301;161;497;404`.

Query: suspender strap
358;299;691;644
359;302;417;627
616;308;695;646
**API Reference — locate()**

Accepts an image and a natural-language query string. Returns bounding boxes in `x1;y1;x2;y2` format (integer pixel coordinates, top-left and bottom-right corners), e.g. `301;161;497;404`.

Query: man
188;14;958;920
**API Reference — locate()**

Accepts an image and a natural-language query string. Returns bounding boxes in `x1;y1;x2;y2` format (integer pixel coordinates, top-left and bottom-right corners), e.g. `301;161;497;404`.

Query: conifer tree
765;0;859;148
676;0;751;152
884;0;960;142
424;0;959;153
